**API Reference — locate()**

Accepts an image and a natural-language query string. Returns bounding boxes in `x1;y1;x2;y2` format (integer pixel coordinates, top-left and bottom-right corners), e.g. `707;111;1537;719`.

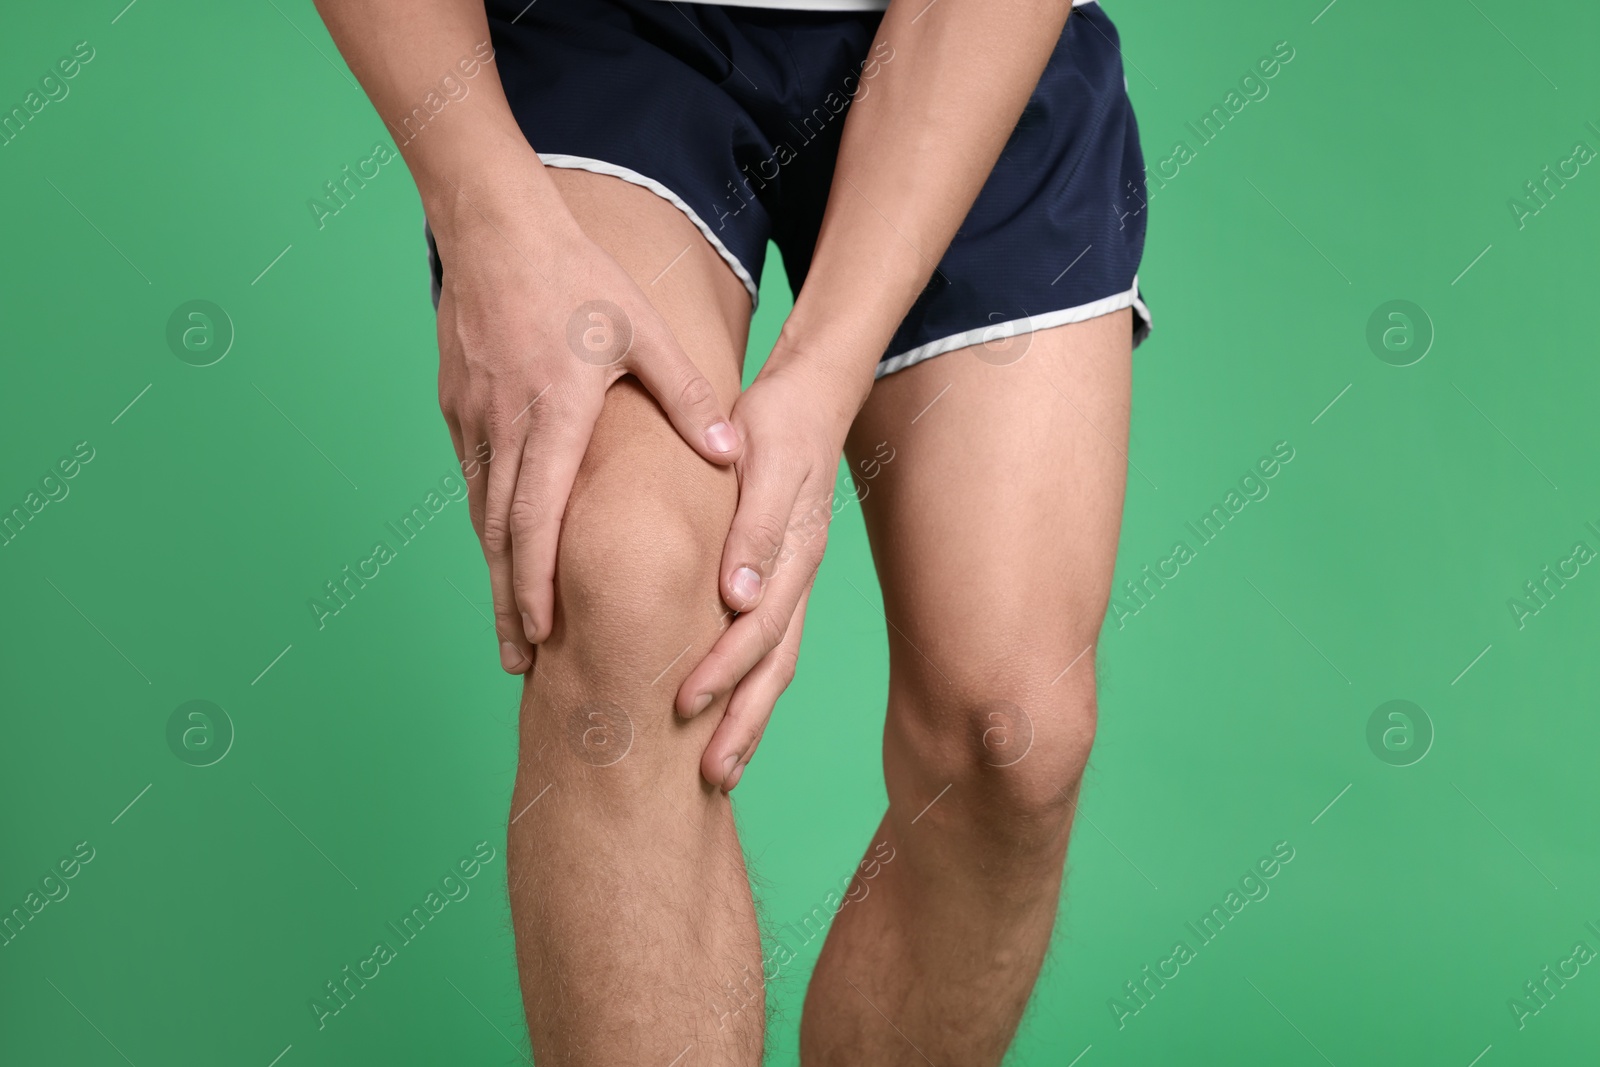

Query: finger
443;416;486;534
702;587;810;790
718;452;808;613
678;537;818;717
436;302;474;501
458;424;492;541
509;390;602;644
473;420;534;674
721;723;761;793
443;416;465;471
625;321;742;466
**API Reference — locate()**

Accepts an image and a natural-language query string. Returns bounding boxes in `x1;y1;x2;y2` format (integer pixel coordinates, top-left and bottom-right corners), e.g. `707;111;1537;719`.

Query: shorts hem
875;275;1153;379
538;153;761;310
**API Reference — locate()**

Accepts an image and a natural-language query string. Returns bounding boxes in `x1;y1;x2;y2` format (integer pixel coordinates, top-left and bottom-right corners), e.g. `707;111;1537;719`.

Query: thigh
845;310;1132;702
549;167;751;390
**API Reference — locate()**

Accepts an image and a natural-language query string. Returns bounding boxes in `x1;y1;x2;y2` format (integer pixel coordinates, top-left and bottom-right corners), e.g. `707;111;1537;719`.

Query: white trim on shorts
539;154;1150;378
539;153;762;310
875;276;1153;379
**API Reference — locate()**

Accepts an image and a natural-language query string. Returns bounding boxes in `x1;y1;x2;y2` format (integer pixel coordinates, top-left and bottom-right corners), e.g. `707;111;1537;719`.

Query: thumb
627;323;742;466
719;448;804;613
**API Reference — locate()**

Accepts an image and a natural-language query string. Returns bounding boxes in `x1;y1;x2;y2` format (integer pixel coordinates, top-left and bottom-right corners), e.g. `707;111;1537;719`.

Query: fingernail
720;753;740;782
706;421;738;454
689;692;713;716
730;566;761;605
499;642;523;672
724;763;745;792
522;612;538;643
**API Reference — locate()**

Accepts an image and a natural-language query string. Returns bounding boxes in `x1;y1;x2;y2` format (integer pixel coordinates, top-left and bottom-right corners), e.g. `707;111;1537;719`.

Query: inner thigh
844;310;1132;714
548;167;751;387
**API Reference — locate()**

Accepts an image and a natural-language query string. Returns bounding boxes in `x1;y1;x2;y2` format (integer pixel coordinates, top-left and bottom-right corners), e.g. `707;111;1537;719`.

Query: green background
3;0;1598;1063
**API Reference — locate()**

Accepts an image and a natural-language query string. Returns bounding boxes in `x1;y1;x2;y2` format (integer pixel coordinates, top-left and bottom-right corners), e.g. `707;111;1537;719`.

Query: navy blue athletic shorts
427;0;1151;377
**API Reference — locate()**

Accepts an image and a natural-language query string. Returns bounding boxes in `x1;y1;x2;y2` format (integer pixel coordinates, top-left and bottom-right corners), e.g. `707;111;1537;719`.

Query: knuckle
755;610;787;653
480;511;512;554
773;646;799;683
508;497;543;535
676;372;716;413
744;513;788;568
764;656;798;693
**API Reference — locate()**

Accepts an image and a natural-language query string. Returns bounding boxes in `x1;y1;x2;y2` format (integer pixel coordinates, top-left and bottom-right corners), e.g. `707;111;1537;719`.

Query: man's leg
802;311;1133;1064
505;170;763;1065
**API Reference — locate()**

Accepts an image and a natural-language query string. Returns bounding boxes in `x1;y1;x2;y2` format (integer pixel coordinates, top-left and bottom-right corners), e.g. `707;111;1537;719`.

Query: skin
314;0;747;680
507;170;765;1064
676;0;1079;790
509;170;1126;1066
314;0;1126;1062
806;308;1128;1063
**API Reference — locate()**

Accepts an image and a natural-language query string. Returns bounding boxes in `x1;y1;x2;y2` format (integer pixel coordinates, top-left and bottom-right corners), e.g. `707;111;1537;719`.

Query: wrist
416;135;578;250
772;250;925;413
760;329;879;434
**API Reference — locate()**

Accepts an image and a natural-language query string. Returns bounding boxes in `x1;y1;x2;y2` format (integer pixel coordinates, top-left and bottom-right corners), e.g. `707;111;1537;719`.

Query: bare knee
549;381;734;669
517;381;735;799
887;652;1098;845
